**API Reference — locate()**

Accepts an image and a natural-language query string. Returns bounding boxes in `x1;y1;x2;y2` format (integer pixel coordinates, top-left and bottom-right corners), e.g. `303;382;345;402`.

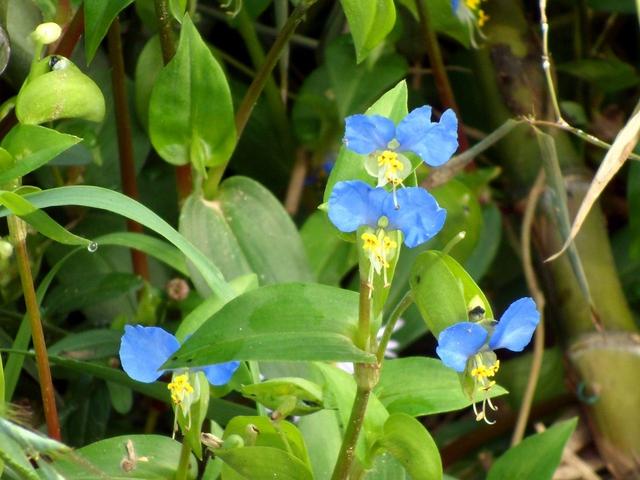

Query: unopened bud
201;433;223;449
0;239;13;260
32;23;61;45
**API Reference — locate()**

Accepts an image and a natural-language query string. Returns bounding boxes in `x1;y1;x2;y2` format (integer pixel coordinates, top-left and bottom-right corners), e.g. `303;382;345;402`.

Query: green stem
107;17;150;281
175;439;191;480
376;291;413;363
539;0;563;122
331;281;375;480
7;216;60;440
415;0;469;151
330;384;371;480
249;361;268;416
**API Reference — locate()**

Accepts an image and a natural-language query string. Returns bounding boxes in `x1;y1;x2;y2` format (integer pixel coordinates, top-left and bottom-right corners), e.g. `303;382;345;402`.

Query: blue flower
435;298;540;423
344;106;458;188
450;0;489;47
328;180;446;249
119;324;239;388
329;180;446;288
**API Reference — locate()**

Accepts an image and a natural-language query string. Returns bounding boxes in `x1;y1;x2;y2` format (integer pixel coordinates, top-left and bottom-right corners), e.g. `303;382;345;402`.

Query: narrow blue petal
344;114;396;154
451;0;460;11
328;180;386;232
396;107;458;167
119;325;180;383
384;187;446;248
436;322;488;372
200;361;241;386
489;297;540;352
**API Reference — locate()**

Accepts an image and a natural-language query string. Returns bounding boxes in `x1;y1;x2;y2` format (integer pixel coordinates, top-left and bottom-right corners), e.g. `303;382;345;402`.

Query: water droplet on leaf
87;242;98;253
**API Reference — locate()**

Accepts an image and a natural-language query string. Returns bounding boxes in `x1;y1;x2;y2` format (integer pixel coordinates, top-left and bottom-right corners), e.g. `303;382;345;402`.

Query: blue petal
489;297;540;352
344;114;396;155
199;361;241;386
396;107;459;167
384;187;446;248
119;325;180;383
328;180;387;232
436;322;488;372
451;0;460;11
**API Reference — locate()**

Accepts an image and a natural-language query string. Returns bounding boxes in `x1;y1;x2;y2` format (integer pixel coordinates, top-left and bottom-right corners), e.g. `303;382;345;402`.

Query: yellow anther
465;0;480;10
361;232;379;251
167;373;194;406
383;236;397;250
377;150;398;167
478;9;489;27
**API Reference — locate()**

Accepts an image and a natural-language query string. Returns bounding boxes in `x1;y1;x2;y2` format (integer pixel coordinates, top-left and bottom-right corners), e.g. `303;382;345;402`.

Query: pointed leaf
339;0;396;62
149;15;235;169
488;418;577;480
163;283;375;368
84;0;135;63
0;125;81;184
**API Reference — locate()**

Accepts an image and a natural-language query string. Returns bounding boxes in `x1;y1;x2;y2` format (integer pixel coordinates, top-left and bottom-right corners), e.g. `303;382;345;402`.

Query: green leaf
48;329;122;360
0;125;81;185
557;57;640;93
339;0;396;62
300;210;358;285
240;377;324;416
374;357;507;416
410;251;492;336
324;80;408;202
326;35;409;118
83;0;135;63
314;363;388;463
372;413;442;480
51;434;198;479
0;186;235;300
223;416;311;467
180;176;313;295
487;418;578;480
134;35;164;131
586;0;634;13
397;0;470;48
44;272;142;314
96;231;189;276
215;446;313;480
465;203;502;280
298;410;342;480
0;190;91;246
163;283;375;368
16;56;106;125
149;15;235;170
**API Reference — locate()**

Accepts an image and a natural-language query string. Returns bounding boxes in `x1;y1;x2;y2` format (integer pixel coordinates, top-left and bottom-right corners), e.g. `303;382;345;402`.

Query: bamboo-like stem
331;281;374;480
154;0;192;201
511;169;547;446
7;216;60;439
175;439;191;480
107;17;150;281
376;291;412;363
414;0;469;151
234;0;317;139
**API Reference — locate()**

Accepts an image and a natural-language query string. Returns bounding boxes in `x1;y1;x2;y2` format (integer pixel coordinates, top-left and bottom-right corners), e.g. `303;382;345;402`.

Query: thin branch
511;169;547;445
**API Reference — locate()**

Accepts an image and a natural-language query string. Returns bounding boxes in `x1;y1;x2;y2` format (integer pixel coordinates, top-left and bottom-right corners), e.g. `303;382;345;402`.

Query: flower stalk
175;439;191;480
7;216;60;439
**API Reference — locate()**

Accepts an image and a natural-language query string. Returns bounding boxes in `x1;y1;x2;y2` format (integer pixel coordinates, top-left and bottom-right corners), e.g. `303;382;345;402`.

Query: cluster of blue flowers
329;106;458;287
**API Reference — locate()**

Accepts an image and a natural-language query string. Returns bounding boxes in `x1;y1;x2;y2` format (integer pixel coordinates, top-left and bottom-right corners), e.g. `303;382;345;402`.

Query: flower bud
32;23;61;45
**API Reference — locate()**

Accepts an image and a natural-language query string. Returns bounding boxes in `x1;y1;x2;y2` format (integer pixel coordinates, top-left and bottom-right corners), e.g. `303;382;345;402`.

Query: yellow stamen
478;9;489;27
167;373;194;406
361;232;379;252
470;357;500;424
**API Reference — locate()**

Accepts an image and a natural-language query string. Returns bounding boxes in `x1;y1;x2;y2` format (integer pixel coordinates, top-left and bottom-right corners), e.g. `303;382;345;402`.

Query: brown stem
154;0;192;201
7;217;60;439
107;18;150;281
284;149;307;215
415;0;469;151
51;6;84;58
